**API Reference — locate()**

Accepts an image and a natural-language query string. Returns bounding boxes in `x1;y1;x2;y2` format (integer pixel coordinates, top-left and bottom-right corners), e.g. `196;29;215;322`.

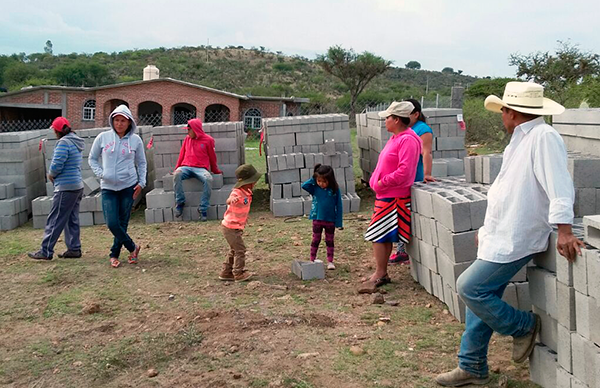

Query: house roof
0;78;309;103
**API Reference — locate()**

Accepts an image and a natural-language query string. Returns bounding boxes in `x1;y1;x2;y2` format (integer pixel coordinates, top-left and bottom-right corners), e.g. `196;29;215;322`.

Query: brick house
0;77;308;131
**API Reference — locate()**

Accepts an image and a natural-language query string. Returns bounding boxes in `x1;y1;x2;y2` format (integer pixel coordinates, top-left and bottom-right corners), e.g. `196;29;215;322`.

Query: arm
134;136;147;189
335;189;343;228
174;138;186;170
533;131;582;261
48;140;68;178
301;178;317;195
88;135;103;178
421;133;435;182
226;190;241;205
380;138;421;188
208;139;222;174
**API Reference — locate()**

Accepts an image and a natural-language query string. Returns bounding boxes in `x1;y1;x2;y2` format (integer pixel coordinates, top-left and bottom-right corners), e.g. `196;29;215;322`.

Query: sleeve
88;135;104;178
48;140;68;177
335;189;343;228
174;138;187;170
301;178;317;195
134;136;148;188
380;138;421;188
533;130;575;225
208;139;222;174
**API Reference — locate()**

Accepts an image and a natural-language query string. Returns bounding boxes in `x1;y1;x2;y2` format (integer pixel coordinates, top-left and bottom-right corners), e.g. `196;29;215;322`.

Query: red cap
51;117;71;132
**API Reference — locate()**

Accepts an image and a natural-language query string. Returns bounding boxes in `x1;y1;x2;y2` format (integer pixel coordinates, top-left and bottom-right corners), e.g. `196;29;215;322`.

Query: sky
1;0;599;78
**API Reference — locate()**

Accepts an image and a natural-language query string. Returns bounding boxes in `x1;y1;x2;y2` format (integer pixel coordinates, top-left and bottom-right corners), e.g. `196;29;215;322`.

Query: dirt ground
0;189;539;388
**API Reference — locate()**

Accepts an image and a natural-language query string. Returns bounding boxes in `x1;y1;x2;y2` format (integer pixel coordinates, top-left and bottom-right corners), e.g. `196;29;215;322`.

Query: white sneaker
327;262;335;270
314;259;323;263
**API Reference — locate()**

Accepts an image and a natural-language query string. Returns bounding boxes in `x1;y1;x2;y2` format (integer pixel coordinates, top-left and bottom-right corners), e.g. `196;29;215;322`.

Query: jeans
40;189;83;257
457;255;535;377
102;185;136;259
174;166;213;213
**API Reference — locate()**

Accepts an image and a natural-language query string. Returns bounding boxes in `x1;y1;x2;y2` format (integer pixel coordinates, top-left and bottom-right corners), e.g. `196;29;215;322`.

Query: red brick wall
1;90;47;104
238;100;302;120
66;91;97;129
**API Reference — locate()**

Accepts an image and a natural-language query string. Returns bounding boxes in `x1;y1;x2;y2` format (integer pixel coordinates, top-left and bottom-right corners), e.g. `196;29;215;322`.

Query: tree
44;40;53;55
442;67;454;74
405;61;421;70
316;45;391;117
508;40;600;104
466;77;517;99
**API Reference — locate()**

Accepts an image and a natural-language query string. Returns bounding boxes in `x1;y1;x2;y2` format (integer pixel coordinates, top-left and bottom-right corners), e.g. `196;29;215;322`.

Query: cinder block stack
262;114;360;217
0;129;48;213
32;191;104;229
528;217;600;388
554;109;600;158
463;154;503;184
356;108;466;182
143;122;245;223
406;177;530;322
0;183;28;230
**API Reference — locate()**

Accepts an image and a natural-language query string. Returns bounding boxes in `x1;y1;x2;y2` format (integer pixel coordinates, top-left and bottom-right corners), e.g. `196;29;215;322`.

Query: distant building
0;72;308;131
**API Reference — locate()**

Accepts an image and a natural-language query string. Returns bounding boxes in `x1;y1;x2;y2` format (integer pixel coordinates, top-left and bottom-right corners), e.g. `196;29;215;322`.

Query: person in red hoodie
173;119;222;221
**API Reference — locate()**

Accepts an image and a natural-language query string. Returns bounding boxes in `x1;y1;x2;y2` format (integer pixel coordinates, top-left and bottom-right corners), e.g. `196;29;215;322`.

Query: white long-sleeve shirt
478;117;574;263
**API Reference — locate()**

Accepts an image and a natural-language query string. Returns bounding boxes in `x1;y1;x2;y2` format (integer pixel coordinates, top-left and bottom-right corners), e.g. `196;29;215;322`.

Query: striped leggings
311;220;335;262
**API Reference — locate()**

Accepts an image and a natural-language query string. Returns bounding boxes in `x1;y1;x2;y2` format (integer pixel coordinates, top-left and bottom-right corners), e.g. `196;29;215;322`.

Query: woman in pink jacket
358;101;422;294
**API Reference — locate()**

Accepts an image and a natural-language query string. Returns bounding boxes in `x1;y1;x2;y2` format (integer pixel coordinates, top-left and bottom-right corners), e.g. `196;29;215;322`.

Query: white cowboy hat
484;81;565;115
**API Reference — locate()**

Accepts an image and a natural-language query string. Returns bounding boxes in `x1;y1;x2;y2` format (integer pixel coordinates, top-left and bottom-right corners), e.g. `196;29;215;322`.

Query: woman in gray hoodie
89;105;147;268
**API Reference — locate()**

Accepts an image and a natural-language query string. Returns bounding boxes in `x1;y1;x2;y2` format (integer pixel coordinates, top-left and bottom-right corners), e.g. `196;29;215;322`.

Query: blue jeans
457;255;535;377
174;166;213;213
102;185;136;259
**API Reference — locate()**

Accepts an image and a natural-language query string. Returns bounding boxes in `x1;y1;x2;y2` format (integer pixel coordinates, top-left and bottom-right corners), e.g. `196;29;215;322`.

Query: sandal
357;280;377;294
110;257;121;268
128;245;140;264
374;274;391;287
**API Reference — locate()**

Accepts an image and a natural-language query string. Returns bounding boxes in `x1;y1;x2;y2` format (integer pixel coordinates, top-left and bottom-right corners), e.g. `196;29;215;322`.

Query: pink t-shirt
369;128;422;199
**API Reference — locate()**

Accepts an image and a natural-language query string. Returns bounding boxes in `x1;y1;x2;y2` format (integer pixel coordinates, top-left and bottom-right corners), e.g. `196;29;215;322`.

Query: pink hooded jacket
175;119;222;174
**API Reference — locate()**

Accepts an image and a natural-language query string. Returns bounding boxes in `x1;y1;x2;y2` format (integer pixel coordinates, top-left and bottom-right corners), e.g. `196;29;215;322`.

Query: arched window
243;108;262;130
83;100;96;121
204;104;230;123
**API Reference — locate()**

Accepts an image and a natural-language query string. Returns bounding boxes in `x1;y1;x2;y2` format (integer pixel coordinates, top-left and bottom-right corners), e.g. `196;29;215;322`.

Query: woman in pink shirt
358;101;422;294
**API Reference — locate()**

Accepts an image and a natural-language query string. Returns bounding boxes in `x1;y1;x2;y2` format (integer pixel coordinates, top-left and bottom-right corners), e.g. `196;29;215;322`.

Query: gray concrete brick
582;338;600;387
349;193;360;212
571;331;587;383
463;157;476;182
557;281;577;331
300;168;310;182
436;223;478;263
528;266;558;318
272;198;303;217
533;305;558;352
341;194;350;214
587;249;600;301
502;283;519;309
82;176;100;196
534;231;558;273
93;211;104;224
516;282;532;311
432;191;471;233
556;366;571;388
291;260;325;280
575;290;591;340
474;156;484;183
573;248;590;295
412;186;436;218
267;133;295;149
282;183;292;199
0;214;19;230
584;215;600;249
79;212;94;227
568;157;600;188
410;258;419;282
482;154;503;184
431;160;448;177
418;264;432;294
574;188;596;217
296;131;323;146
145;208;154;223
33;215;46;229
209;185;234;206
405;238;420;263
302;196;312;216
146;189;175;209
270;169;300;184
446;158;464;176
557;323;573;373
435;136;464;151
0;197;19;216
418;239;437;272
294;153;305;169
529;344;557;388
432;272;443;299
153;208;164;223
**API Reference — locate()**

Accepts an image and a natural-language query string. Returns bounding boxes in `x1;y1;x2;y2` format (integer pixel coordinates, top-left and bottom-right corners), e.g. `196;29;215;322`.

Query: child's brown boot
219;265;234;281
234;270;253;282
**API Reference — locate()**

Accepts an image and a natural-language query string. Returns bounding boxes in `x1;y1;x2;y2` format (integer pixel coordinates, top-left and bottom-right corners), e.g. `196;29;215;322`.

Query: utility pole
206;38;209;63
425;76;429;95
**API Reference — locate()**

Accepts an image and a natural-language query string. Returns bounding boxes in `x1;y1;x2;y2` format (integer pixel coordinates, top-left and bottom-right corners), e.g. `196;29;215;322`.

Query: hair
405;98;427;123
55;125;71;138
313;164;339;193
390;114;411;126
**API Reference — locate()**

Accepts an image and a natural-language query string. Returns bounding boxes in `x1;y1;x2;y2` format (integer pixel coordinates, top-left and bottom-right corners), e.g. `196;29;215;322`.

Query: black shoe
174;203;184;218
58;250;82;259
28;251;52;261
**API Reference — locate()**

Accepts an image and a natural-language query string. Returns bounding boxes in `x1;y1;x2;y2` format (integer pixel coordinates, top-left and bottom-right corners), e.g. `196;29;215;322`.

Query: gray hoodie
88;105;147;191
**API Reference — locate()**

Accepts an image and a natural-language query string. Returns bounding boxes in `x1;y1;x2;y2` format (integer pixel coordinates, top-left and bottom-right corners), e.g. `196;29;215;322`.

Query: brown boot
234;270;253;282
513;313;541;363
219;263;234;281
435;367;489;387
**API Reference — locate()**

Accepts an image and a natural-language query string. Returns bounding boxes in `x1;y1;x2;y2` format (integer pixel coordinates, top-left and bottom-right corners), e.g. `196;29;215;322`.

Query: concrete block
528;266;558;318
573;248;590;295
587;249;600;301
575;291;592;340
296;131;323;146
146;189;175;209
291;260;325;280
436;137;464;151
324;139;336;155
162;174;175;191
0;214;19;230
568;157;600;188
209;185;234;206
406;238;420;263
349;193;360;212
502;283;519;309
516;282;532;311
79;196;96;212
294;153;305;169
463;156;476;182
432;191;471;233
529;344;557;388
267;133;295;149
272;198;303;217
417;264;432;294
436;223;478;263
409;259;419;282
270;169;300;184
83;176;100;196
575;188;596;217
482;154;502;184
571;332;586;383
446;158;464;176
153;208;164;223
302;196;312;216
163;207;174;222
145;208;154;224
582;338;600;388
557;324;573;373
431;160;448;177
33;215;46;229
533;305;558;352
557;281;577;331
0;197;19;216
534;231;558;273
412;187;436;218
474;156;484;183
431;272;443;299
93;211;104;224
418;239;437;272
511;264;528;282
584;215;600;249
282;183;292;199
556;366;571;388
79;212;93;227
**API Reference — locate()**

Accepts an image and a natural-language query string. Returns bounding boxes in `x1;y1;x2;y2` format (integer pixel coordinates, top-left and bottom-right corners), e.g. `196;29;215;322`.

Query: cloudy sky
1;0;599;77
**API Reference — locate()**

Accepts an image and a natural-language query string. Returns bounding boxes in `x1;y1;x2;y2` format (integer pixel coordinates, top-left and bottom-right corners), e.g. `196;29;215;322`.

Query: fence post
436;94;439;108
451;86;465;108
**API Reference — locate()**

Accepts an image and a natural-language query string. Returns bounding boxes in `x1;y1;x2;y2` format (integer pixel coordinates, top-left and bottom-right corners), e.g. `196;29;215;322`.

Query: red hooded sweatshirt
175;119;222;174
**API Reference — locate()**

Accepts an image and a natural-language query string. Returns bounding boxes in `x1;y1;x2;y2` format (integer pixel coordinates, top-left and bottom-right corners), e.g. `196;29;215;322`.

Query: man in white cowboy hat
436;81;584;386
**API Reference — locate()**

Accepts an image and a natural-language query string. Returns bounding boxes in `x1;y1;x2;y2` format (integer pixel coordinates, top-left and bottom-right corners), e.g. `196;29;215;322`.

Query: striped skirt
364;197;412;243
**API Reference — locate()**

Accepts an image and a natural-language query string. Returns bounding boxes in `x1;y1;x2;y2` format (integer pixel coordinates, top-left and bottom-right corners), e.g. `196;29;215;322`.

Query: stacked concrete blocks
0;183;29;230
356;108;466;183
463;154;503;185
31;192;104;229
554;108;600;158
262;114;360;217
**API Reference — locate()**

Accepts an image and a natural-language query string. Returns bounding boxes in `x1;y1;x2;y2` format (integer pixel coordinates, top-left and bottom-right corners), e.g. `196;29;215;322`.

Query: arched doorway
138;101;163;126
172;103;196;125
204;104;230;123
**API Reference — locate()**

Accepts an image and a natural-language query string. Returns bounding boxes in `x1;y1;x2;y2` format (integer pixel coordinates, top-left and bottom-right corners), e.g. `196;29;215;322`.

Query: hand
424;175;436;183
377;180;382;187
47;174;54;183
556;225;584;262
133;184;142;199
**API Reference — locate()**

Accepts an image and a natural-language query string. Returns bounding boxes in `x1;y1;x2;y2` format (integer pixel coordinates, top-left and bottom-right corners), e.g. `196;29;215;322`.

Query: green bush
463;98;508;149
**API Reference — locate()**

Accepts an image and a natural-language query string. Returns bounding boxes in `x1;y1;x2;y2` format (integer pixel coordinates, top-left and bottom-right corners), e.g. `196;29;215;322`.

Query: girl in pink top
359;101;422;294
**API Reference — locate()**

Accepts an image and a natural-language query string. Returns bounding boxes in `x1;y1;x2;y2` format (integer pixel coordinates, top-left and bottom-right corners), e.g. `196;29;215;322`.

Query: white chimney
143;65;159;81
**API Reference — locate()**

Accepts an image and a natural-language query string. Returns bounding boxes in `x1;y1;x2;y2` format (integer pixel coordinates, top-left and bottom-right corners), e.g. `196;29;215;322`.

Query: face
187;127;196;139
501;107;516;134
316;176;329;189
409;111;419;127
113;115;130;136
385;115;398;132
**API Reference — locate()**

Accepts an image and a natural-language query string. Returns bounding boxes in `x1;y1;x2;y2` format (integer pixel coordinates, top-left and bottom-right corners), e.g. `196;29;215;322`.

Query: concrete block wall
0;183;28;231
0;129;48;213
262;114;360;217
356;108;465;183
406;177;531;322
528;217;600;388
31;192;104;229
554;109;600;158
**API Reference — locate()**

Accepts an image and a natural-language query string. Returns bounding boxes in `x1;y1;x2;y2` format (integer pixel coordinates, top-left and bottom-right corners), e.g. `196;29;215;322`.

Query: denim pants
174;166;213;213
40;189;83;257
456;255;535;377
102;185;136;259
